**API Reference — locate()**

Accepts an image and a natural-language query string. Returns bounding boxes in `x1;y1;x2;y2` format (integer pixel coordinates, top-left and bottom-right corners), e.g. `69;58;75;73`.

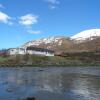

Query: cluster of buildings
7;47;54;56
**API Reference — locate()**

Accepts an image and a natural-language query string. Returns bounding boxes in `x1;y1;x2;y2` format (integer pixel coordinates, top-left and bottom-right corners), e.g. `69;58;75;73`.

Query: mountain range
21;29;100;53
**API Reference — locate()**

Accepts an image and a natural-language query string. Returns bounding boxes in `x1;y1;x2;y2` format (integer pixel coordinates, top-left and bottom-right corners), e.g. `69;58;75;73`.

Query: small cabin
8;48;26;55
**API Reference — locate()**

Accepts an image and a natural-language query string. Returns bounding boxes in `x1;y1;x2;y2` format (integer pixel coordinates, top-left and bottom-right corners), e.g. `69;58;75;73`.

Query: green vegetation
0;52;100;67
0;56;9;62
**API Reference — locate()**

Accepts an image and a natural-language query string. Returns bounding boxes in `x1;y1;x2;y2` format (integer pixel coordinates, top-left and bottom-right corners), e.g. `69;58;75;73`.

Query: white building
26;47;54;56
8;47;54;56
8;48;26;55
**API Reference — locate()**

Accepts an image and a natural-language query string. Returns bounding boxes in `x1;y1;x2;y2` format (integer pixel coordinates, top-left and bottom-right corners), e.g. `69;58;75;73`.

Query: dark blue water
0;67;100;100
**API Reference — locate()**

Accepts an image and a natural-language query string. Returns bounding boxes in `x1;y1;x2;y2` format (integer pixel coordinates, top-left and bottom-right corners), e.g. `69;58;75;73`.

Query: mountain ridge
21;29;100;53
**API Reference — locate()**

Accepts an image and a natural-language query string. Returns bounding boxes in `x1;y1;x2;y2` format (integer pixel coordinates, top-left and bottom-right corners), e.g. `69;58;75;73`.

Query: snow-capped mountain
22;37;63;47
71;29;100;42
22;36;73;52
21;29;100;53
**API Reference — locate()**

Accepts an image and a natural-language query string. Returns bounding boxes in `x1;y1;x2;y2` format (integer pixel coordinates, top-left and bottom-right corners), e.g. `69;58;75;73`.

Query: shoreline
0;54;100;67
0;64;100;67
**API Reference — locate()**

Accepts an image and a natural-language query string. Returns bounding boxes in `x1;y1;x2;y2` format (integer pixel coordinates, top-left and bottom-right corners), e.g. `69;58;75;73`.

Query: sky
0;0;100;48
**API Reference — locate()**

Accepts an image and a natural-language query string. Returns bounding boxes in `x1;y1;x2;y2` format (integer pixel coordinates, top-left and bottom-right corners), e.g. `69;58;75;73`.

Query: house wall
26;50;54;56
8;49;18;55
8;48;54;56
18;48;26;55
8;48;26;55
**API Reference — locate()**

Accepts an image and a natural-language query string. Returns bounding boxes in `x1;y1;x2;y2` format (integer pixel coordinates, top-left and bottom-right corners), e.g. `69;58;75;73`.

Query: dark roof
7;48;25;51
26;47;54;53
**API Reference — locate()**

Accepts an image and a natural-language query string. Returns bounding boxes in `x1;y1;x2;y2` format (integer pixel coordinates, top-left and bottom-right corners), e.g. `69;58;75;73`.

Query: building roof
26;47;54;53
8;48;25;50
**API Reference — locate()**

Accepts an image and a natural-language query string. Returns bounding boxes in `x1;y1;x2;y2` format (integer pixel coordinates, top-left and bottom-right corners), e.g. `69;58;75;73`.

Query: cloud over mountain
0;11;12;25
19;14;41;34
19;14;38;26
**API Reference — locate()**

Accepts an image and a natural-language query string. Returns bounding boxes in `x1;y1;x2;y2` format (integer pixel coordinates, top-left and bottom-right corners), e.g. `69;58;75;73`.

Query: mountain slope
73;37;100;52
21;29;100;54
22;36;74;53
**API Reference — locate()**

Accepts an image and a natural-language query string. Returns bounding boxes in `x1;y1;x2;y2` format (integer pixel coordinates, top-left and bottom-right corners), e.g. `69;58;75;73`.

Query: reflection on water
0;67;100;100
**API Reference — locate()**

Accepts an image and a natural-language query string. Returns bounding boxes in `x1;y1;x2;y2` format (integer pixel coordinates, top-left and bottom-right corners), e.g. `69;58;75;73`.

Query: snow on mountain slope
21;36;74;52
21;29;100;52
71;29;100;41
22;36;66;48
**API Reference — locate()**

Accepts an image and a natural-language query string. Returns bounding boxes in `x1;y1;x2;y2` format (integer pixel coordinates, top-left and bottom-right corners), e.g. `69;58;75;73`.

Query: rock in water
26;96;35;100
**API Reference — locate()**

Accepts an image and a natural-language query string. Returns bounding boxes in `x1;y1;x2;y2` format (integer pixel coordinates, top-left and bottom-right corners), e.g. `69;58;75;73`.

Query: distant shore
0;53;100;67
0;63;100;67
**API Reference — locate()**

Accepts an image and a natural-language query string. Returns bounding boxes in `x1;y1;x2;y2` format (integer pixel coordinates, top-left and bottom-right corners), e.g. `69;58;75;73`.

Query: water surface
0;67;100;100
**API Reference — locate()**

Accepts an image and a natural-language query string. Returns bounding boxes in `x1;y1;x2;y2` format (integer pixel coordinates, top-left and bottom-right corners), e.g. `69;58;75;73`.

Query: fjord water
0;67;100;100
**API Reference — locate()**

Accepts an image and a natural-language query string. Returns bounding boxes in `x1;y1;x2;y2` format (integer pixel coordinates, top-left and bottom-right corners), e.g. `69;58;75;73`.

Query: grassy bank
0;54;100;67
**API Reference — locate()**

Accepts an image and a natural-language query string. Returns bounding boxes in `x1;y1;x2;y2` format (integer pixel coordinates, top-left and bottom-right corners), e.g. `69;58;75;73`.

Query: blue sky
0;0;100;48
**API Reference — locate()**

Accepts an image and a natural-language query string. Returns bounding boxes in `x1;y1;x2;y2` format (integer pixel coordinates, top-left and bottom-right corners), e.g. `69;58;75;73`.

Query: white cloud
49;5;56;9
19;14;38;26
27;30;42;34
0;11;12;25
44;0;60;4
44;0;60;9
19;14;42;34
26;26;42;34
